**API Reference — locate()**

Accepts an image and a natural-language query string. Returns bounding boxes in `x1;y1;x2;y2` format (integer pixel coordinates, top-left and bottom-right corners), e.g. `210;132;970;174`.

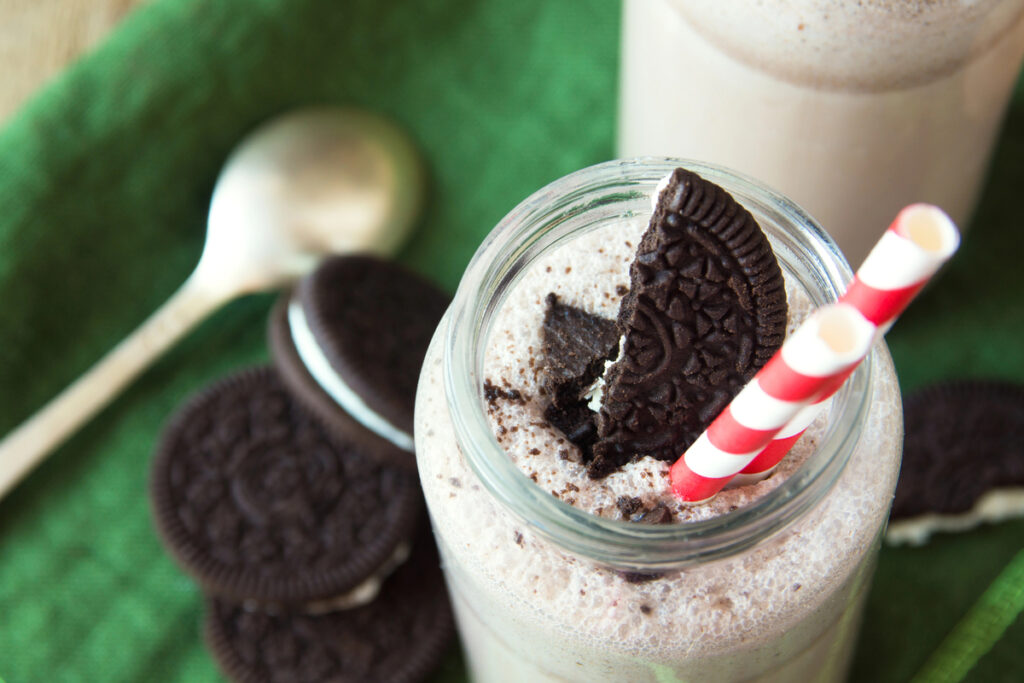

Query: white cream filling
584;356;618;413
242;541;412;615
885;488;1024;546
288;298;415;452
303;541;412;614
652;172;672;210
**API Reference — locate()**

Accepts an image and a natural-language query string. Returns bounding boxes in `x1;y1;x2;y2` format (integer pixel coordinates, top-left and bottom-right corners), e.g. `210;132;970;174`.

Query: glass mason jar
414;159;902;682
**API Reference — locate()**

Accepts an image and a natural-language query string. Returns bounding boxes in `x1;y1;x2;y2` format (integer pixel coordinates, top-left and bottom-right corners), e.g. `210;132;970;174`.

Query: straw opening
899;204;960;256
816;305;874;362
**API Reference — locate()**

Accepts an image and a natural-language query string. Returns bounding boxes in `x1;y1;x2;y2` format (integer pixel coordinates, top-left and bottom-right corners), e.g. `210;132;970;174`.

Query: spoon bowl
199;107;423;293
0;106;424;498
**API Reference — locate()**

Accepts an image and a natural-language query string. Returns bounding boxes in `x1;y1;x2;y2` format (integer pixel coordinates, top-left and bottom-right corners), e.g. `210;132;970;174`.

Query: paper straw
669;304;876;503
728;400;828;486
733;204;960;483
842;203;960;327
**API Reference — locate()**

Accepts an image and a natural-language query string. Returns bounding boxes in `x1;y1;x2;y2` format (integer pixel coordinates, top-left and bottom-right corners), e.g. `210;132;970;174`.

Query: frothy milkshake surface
415;201;903;680
662;0;1024;90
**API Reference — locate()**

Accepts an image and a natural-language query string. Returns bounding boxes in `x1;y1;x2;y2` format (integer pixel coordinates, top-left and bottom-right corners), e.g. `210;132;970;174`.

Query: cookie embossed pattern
589;168;788;478
416;159;903;681
150;254;454;683
149;366;422;607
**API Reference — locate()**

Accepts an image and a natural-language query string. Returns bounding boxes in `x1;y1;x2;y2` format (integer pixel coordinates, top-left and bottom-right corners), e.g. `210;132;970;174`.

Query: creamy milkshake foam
415;161;902;682
618;0;1024;265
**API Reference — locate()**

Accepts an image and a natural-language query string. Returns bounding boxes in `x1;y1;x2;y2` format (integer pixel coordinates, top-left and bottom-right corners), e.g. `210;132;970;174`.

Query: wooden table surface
0;0;144;122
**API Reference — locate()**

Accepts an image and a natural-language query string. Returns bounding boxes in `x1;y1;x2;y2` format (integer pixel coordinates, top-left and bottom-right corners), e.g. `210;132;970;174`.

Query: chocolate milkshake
618;0;1024;265
414;160;902;681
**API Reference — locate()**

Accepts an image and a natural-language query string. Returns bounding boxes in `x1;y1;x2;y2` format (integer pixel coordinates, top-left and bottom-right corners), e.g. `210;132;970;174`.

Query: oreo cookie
588;168;787;477
204;525;454;683
541;293;620;460
887;380;1024;545
269;255;449;467
149;366;421;605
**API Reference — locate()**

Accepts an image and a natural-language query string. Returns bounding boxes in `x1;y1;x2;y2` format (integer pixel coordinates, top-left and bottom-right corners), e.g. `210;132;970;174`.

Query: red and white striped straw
669;303;876;503
842;203;960;328
731;204;960;483
728;400;828;487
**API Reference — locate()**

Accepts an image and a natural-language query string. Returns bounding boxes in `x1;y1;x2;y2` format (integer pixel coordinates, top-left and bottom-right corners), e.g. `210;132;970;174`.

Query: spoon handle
0;275;230;500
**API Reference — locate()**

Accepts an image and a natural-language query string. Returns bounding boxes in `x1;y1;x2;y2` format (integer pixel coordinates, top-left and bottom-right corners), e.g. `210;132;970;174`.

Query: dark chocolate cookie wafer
591;168;787;478
268;296;413;466
204;525;453;683
270;255;449;465
150;366;420;605
887;380;1024;545
541;293;620;459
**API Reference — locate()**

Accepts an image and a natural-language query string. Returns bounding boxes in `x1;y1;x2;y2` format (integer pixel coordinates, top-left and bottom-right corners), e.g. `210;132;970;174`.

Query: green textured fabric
0;0;1021;681
910;548;1024;683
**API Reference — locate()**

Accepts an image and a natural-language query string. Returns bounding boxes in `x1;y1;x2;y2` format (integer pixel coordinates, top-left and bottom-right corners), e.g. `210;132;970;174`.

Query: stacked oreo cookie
150;256;452;683
887;380;1024;546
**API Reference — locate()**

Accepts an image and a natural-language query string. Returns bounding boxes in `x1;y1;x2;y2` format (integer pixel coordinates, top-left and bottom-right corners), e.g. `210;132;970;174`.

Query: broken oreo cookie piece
589;168;787;478
887;380;1024;545
540;293;619;461
542;293;620;408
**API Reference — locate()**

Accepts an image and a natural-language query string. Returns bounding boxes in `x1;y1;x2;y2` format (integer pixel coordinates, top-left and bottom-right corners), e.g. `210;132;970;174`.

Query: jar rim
443;158;874;570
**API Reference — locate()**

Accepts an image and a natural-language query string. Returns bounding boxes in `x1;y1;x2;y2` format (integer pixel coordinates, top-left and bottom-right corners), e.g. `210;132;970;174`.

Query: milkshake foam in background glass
618;0;1024;265
414;159;903;682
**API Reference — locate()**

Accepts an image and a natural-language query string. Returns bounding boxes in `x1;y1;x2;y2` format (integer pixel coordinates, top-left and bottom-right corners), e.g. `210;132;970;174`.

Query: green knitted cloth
0;1;1022;680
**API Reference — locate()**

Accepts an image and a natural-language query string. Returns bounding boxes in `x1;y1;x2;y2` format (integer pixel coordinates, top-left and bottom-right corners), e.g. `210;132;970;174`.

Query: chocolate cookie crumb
633;504;673;525
616;496;643;518
620;571;664;584
483;378;526;405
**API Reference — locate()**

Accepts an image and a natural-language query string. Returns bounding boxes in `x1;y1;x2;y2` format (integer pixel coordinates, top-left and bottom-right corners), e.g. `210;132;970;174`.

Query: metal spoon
0;106;424;498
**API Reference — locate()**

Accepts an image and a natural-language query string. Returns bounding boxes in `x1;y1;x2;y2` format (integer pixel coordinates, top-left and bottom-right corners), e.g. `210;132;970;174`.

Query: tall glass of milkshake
415;159;902;682
618;0;1024;265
